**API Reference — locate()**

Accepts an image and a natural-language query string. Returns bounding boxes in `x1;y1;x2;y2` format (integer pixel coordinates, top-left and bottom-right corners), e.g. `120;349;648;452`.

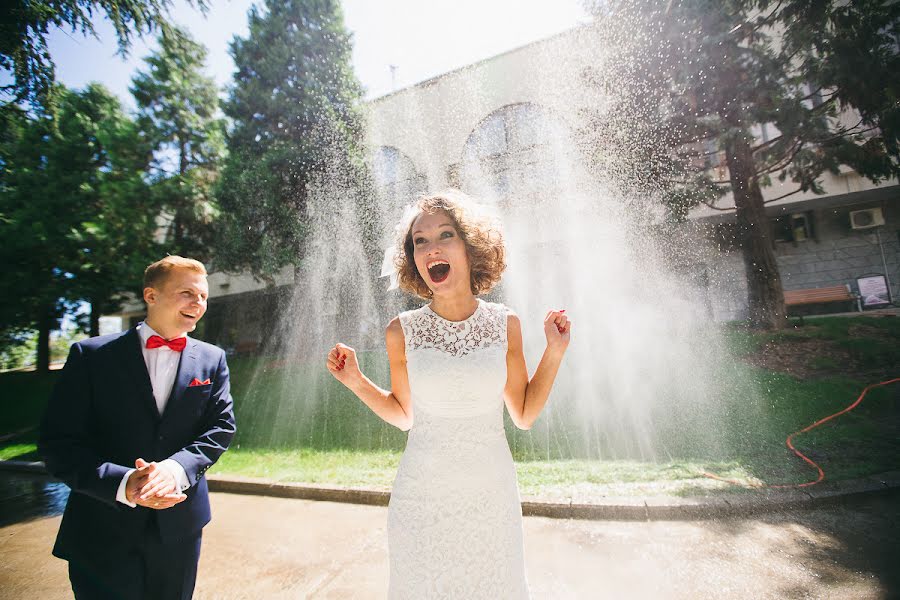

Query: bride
326;190;571;599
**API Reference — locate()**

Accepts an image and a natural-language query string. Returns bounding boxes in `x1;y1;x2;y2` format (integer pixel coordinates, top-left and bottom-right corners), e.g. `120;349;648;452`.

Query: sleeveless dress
388;299;530;600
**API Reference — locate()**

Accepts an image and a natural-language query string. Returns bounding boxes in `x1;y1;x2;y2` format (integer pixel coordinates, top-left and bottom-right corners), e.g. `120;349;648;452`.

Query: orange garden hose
703;377;900;489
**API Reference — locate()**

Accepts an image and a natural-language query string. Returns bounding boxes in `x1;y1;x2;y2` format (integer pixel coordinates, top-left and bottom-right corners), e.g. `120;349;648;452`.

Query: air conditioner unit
849;208;885;230
836;163;856;175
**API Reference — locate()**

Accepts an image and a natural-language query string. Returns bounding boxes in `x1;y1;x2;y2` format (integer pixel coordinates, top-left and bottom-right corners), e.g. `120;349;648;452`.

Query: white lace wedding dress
388;299;530;599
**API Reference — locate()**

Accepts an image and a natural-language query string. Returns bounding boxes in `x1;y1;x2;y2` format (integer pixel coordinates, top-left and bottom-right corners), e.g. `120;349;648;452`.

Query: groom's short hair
144;256;207;289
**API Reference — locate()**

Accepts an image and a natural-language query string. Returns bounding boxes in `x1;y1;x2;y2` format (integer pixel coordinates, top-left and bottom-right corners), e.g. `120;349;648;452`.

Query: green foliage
0;331;38;370
215;0;368;281
0;0;207;111
55;84;159;334
0;83;157;358
595;0;900;204
0;86;75;350
50;327;88;363
0;326;79;371
775;0;900;163
581;0;900;329
131;26;225;261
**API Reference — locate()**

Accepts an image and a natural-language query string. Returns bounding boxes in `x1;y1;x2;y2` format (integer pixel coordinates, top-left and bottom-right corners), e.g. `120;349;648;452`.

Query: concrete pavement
2;487;899;599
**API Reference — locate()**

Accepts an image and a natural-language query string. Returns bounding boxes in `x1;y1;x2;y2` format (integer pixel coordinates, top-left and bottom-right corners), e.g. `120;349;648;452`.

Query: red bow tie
146;335;187;352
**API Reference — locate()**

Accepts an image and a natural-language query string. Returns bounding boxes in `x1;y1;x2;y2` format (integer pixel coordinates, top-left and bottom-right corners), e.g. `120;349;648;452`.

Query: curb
2;460;898;521
208;475;391;507
0;460;46;474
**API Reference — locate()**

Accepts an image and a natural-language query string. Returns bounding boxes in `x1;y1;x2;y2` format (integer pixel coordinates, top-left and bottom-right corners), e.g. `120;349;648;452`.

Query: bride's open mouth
180;312;198;320
426;259;451;284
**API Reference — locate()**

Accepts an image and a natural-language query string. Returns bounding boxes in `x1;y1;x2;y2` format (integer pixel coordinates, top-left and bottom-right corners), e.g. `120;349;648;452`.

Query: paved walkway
2;485;898;599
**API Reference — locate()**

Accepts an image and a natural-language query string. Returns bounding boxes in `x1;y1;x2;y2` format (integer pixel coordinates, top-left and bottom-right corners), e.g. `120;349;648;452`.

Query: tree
62;85;158;337
581;0;900;329
131;26;225;261
0;84;157;369
0;0;207;111
0;89;72;371
216;0;368;283
0;330;38;371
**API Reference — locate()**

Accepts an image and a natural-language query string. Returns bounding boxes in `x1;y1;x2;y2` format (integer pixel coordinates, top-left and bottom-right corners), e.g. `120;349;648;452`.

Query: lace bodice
398;299;509;421
399;299;507;357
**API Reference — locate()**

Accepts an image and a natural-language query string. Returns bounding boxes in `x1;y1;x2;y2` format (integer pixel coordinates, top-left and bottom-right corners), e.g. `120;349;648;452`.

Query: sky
45;0;592;109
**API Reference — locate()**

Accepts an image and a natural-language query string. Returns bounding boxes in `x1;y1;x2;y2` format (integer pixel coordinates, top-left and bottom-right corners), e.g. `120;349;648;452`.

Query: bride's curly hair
394;190;506;299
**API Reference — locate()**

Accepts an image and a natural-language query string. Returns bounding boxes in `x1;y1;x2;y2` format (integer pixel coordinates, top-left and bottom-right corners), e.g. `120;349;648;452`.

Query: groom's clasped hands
125;458;187;509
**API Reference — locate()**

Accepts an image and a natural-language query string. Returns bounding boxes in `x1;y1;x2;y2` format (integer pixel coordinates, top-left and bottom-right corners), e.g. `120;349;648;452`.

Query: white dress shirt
115;322;191;507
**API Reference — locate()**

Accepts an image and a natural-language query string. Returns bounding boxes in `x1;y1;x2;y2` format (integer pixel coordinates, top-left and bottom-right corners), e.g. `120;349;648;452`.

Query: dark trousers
68;527;202;600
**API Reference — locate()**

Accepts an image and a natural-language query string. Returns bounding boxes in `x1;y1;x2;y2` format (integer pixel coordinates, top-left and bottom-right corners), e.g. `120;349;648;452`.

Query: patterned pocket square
189;378;211;387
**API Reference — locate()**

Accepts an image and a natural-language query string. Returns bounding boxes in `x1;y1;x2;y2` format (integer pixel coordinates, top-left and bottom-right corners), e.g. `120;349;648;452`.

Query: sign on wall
856;274;891;308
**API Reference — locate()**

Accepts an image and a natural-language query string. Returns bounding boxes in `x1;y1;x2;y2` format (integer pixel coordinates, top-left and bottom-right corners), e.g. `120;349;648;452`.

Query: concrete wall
703;197;899;321
365;25;603;189
777;202;900;301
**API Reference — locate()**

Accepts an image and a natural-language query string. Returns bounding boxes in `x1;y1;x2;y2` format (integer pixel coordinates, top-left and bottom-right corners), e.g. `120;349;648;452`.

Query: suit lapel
161;337;198;422
121;327;160;422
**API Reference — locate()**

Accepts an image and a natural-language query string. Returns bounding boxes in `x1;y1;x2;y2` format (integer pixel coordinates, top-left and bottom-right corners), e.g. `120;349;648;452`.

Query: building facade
111;24;899;339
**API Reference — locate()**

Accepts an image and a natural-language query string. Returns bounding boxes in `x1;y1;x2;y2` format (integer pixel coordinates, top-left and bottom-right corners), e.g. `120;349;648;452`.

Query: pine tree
582;0;899;329
0;100;64;370
65;85;158;337
0;84;156;369
131;26;225;261
1;0;207;110
216;0;367;283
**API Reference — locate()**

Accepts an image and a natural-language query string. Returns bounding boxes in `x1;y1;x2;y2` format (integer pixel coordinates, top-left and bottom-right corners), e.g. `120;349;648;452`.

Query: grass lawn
1;315;897;497
211;448;756;498
0;370;57;461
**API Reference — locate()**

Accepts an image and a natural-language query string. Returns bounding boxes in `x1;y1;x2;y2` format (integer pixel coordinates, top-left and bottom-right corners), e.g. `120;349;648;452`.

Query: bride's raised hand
326;343;362;386
543;309;571;353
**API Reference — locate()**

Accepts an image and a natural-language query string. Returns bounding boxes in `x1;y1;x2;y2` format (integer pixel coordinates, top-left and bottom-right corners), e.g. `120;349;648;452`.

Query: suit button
158;434;165;441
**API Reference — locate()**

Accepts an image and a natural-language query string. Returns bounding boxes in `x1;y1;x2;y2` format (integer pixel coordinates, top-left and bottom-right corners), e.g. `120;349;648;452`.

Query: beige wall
365;25;602;187
110;23;897;325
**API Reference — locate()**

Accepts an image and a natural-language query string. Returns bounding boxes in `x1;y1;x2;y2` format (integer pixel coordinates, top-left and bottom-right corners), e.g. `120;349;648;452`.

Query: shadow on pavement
0;472;68;528
706;488;900;598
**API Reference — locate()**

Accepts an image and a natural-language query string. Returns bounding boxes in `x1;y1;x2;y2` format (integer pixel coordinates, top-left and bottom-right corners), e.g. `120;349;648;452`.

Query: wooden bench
784;285;861;314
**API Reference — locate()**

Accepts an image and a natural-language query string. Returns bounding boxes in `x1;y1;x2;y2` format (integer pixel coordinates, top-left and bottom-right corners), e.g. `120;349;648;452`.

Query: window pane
373;146;399;187
465;112;507;159
507;104;544;150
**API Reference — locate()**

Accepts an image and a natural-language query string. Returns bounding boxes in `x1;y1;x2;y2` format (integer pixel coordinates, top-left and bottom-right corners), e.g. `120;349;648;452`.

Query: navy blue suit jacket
39;327;236;565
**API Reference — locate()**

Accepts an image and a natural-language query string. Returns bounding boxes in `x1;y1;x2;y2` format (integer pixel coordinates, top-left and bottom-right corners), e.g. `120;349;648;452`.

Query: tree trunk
725;133;787;330
174;208;184;252
172;137;189;253
36;309;53;373
89;302;100;338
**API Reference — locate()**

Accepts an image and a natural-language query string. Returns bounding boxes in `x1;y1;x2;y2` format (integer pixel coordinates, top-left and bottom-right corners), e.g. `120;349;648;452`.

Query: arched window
460;103;568;205
373;146;427;210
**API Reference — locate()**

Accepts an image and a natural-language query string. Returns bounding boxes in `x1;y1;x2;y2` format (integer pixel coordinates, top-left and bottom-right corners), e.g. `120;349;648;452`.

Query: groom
39;256;236;599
